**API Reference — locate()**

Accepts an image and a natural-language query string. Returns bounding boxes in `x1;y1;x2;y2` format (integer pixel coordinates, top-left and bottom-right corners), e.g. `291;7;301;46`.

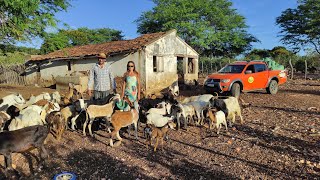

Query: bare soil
0;78;319;180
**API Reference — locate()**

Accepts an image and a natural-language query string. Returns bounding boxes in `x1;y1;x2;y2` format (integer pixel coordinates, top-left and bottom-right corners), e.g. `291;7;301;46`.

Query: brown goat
63;83;84;105
147;124;169;152
46;111;65;141
109;108;139;147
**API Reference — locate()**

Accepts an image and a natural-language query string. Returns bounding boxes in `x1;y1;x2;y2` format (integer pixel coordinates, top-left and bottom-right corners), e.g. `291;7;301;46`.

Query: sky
26;0;299;53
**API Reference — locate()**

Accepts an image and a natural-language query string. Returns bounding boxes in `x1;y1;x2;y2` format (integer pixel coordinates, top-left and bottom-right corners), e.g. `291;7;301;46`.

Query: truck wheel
231;83;241;98
267;80;278;94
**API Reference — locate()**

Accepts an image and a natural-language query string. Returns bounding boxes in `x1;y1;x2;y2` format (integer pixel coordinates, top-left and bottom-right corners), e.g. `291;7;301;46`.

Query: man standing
87;53;116;101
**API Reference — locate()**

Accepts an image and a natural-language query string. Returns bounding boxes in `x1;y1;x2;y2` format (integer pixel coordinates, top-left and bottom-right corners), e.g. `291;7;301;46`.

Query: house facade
25;30;199;96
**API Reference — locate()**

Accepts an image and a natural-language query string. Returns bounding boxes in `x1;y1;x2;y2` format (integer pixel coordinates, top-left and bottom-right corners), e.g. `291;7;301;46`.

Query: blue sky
27;0;299;52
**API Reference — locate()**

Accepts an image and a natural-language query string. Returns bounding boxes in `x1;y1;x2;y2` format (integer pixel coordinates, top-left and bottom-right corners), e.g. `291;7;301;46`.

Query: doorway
177;57;184;83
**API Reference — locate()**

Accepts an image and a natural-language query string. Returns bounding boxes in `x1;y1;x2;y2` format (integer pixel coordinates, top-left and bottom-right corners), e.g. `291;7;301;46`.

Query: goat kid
207;108;227;134
146;124;170;152
210;97;243;125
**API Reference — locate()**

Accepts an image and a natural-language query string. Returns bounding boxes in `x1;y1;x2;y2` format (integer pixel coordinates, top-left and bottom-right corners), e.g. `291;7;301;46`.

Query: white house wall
144;30;199;95
26;50;145;90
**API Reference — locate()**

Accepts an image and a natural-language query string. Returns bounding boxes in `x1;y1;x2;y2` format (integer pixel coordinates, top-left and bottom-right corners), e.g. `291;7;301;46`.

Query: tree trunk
289;58;294;80
304;59;307;80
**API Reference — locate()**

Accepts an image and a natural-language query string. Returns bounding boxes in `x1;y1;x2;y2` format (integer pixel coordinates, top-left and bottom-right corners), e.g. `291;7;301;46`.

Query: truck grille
206;79;220;83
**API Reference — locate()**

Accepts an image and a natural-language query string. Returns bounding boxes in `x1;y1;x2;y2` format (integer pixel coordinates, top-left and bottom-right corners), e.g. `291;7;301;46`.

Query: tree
276;0;320;55
0;0;71;44
245;49;271;60
136;0;258;57
40;27;124;54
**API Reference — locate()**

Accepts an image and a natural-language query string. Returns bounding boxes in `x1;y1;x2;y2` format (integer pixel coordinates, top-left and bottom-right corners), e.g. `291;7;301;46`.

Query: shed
25;29;199;96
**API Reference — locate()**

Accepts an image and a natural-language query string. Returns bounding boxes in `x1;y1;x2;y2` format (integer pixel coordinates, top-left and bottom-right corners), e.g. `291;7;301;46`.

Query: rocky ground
0;76;319;180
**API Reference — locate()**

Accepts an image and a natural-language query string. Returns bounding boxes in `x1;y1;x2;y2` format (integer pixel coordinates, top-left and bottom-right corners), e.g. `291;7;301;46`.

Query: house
25;29;199;96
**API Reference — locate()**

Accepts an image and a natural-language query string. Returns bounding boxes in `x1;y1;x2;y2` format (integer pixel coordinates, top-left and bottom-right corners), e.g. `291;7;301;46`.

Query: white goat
51;91;61;104
169;81;179;96
146;113;174;128
147;101;171;115
186;100;210;125
83;94;121;137
175;103;196;128
207;109;227;134
9;101;57;131
0;93;26;111
210;97;243;125
181;94;213;104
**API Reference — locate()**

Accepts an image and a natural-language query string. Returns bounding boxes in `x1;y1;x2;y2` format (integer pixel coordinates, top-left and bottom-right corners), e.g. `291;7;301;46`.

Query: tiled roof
30;31;167;61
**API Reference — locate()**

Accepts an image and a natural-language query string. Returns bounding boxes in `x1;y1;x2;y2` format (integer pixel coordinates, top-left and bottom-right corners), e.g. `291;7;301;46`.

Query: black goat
0;125;49;177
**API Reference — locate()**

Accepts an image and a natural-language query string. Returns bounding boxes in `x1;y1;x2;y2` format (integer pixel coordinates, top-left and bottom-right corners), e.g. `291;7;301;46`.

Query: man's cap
97;53;107;59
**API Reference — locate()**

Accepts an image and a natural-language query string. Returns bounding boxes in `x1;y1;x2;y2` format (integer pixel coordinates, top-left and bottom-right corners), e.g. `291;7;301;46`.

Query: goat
146;101;171;115
109;108;139;147
46;111;65;140
83;94;120;137
147;124;170;152
207;108;227;134
181;94;214;104
18;92;52;110
210;97;243;125
0;93;26;111
63;83;83;105
169;81;179;96
61;105;76;129
169;104;188;130
146;113;174;128
0;111;11;132
8;101;57;131
50;91;61;104
6;105;20;119
0;125;49;178
186;101;210;125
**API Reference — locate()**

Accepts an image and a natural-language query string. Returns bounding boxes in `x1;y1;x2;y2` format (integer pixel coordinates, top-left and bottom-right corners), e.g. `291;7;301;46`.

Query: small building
25;29;199;96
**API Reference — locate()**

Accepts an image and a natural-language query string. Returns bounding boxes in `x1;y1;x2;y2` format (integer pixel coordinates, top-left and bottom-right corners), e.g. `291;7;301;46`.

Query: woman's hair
125;61;139;76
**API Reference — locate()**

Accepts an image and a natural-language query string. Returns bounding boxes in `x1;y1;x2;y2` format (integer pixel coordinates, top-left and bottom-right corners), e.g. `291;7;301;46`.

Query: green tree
0;0;71;44
136;0;258;57
276;0;320;55
245;49;271;60
0;44;40;55
40;27;123;54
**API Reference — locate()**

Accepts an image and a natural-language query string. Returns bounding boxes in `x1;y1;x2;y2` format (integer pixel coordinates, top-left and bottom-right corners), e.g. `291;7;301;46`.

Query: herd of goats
0;83;244;178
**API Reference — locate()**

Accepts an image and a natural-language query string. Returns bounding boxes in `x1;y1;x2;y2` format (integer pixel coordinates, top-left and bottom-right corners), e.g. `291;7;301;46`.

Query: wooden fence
0;64;26;85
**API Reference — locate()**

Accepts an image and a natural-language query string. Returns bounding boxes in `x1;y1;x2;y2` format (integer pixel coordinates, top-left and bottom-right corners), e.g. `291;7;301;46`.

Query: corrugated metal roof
29;31;168;62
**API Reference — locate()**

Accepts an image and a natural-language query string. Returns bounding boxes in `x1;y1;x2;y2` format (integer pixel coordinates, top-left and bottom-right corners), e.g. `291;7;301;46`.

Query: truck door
253;64;268;89
242;64;257;90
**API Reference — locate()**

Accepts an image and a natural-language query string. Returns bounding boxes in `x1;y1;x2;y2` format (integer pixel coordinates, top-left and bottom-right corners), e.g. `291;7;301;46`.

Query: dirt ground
0;77;319;180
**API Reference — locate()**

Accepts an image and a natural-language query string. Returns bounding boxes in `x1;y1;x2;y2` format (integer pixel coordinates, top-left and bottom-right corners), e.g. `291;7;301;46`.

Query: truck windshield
218;65;246;73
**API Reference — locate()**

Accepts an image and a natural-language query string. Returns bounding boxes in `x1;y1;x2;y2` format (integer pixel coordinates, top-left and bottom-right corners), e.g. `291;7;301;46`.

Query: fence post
304;59;308;80
289;58;294;80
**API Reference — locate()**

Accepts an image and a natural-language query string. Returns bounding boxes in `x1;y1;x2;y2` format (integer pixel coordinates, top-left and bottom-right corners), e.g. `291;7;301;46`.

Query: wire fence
198;57;234;77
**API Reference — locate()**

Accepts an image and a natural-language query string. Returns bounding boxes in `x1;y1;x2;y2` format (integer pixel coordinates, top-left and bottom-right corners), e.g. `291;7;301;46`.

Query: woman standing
121;61;141;111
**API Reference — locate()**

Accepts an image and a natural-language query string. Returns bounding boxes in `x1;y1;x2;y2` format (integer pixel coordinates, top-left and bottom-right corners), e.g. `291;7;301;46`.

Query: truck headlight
221;79;230;83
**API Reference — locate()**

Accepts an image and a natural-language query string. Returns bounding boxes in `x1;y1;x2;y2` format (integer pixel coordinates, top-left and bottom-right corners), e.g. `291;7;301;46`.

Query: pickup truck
203;60;287;97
